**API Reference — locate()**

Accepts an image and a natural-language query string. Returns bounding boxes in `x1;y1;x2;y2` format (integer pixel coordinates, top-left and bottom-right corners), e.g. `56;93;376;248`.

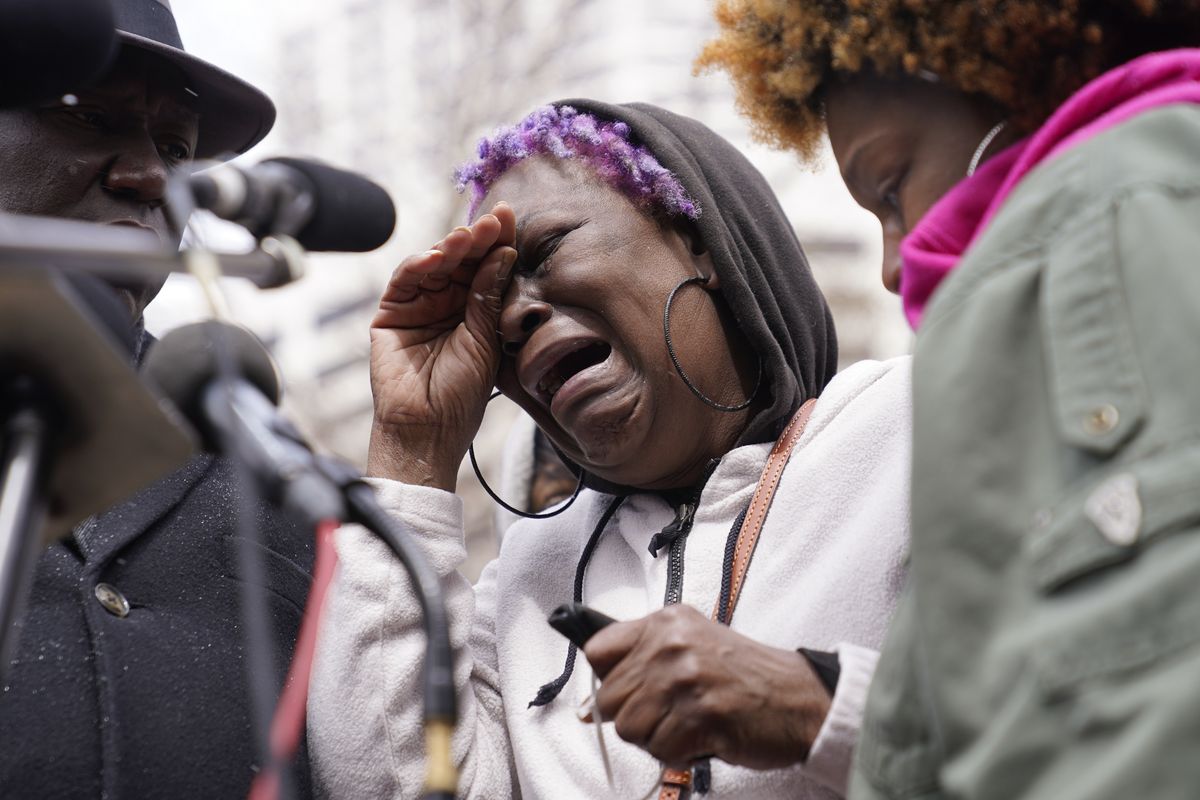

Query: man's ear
677;220;719;289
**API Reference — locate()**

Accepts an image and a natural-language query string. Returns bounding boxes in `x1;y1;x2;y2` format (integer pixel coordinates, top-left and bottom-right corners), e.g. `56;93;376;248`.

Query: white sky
171;0;278;90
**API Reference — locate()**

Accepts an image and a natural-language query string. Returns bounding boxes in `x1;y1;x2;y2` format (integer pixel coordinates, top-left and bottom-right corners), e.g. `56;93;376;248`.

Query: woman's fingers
383;210;511;301
584;618;646;679
375;219;497;318
380;249;445;304
642;710;710;768
462;213;503;261
592;660;643;724
463;244;517;347
610;689;671;750
491;202;517;246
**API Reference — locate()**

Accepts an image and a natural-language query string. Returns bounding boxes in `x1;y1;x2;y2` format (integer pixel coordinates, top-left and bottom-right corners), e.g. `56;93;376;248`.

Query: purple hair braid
454;105;699;221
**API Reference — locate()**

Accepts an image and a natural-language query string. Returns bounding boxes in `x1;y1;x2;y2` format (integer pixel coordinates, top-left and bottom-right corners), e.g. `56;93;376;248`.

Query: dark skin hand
584;604;832;770
366;204;518;490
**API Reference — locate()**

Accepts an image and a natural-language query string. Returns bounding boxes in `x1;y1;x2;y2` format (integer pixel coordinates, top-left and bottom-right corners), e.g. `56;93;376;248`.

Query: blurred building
156;0;911;576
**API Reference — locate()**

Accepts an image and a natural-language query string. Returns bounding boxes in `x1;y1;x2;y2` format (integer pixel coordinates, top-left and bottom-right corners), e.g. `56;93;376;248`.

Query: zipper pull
648;502;696;556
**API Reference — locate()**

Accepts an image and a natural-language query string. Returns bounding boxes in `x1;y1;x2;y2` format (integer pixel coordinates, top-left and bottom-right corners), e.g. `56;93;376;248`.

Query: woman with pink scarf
704;3;1200;798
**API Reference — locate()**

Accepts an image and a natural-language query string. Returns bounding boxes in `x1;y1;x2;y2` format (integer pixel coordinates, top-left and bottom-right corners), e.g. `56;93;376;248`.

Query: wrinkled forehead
478;156;645;226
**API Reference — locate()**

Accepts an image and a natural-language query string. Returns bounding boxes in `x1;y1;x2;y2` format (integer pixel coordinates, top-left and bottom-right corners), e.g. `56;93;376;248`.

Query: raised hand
367;202;517;490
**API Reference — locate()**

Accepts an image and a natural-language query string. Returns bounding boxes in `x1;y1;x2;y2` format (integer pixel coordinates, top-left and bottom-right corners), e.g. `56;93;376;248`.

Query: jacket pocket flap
1027;439;1200;592
1032;540;1200;697
1040;217;1146;454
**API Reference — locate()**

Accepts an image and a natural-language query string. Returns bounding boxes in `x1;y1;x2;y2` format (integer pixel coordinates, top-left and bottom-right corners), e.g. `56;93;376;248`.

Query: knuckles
593;605;800;770
644;605;726;677
612;707;652;747
671;652;707;691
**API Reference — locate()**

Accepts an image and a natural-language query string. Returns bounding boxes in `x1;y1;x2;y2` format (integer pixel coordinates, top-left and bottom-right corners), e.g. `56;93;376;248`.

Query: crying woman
309;101;912;800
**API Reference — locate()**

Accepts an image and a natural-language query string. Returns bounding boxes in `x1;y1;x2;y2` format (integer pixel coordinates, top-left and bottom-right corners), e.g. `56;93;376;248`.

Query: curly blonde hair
697;0;1200;161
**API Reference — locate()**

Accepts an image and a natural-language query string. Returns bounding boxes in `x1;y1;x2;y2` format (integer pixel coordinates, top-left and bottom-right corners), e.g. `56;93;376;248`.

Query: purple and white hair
454;105;699;222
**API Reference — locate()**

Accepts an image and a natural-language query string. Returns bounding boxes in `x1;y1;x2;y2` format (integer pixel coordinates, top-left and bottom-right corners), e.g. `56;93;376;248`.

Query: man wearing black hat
0;2;314;797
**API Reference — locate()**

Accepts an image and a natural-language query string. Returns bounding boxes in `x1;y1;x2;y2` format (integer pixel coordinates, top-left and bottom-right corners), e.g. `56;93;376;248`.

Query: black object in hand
547;603;616;649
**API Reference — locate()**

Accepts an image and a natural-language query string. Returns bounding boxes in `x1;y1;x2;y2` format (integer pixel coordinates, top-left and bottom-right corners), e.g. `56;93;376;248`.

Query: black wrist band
798;647;840;695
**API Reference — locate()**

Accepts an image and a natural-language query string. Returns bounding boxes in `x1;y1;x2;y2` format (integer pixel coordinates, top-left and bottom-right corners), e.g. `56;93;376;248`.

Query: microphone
0;269;193;674
189;158;397;252
0;0;117;108
144;321;459;798
143;321;343;523
0;269;194;544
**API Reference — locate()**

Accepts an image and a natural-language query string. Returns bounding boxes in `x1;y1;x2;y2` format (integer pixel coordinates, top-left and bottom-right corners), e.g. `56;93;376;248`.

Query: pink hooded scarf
900;48;1200;329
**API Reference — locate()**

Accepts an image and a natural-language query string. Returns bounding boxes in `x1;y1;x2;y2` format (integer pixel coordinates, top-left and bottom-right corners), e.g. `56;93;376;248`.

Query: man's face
0;48;200;318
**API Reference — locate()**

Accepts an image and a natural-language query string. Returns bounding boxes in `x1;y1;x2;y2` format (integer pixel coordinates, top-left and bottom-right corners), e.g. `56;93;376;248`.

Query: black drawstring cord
529;493;628;708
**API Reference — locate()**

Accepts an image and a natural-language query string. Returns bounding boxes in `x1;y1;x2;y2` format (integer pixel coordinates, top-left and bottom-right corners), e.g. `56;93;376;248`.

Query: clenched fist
584;604;832;770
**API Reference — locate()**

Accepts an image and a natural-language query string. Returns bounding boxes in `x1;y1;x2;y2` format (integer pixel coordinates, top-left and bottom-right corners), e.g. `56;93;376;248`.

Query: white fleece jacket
309;356;912;799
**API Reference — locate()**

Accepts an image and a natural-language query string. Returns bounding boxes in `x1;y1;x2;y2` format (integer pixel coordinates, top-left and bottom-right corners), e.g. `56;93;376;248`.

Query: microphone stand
0;377;52;679
249;447;460;800
0;211;307;290
169;323;459;800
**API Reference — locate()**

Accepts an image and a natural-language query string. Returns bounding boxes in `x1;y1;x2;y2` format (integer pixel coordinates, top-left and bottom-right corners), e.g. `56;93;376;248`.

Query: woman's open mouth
536;341;612;404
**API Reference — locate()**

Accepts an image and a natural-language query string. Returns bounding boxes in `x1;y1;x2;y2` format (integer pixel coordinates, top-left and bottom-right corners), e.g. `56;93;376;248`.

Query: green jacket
851;105;1200;800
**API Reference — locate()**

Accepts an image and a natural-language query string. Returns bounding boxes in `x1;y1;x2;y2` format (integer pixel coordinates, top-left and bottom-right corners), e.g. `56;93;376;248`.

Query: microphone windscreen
145;322;281;432
267;158;397;252
0;0;117;108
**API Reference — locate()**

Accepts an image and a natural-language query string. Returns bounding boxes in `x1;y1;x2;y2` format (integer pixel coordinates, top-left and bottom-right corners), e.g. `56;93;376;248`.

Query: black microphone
0;269;194;543
143;321;343;523
0;0;117;108
0;269;193;674
189;158;397;252
146;320;459;797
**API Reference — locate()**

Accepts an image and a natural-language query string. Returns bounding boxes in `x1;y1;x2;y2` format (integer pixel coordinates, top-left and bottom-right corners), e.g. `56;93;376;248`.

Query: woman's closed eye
515;234;564;276
515;222;586;277
878;170;909;230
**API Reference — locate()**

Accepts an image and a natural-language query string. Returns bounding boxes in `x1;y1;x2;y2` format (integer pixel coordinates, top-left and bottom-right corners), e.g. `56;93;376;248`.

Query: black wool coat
0;454;315;799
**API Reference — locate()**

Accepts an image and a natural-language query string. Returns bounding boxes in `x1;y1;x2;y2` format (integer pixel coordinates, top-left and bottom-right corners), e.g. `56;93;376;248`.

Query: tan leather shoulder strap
658;767;692;800
655;400;817;800
711;397;817;623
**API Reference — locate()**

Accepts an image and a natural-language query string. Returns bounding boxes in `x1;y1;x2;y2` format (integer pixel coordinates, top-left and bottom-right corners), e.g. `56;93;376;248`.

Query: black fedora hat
113;0;275;158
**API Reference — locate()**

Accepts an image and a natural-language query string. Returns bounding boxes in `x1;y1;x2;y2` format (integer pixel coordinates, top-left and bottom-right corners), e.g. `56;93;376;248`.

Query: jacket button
94;583;130;618
1083;404;1119;435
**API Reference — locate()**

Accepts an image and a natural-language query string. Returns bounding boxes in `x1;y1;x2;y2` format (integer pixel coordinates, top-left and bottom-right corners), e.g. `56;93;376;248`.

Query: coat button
1083;404;1119;435
94;583;130;618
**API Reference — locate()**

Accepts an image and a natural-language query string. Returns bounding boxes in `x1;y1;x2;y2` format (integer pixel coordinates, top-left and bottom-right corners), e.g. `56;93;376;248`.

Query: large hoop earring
663;276;761;413
966;121;1007;177
468;391;584;520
